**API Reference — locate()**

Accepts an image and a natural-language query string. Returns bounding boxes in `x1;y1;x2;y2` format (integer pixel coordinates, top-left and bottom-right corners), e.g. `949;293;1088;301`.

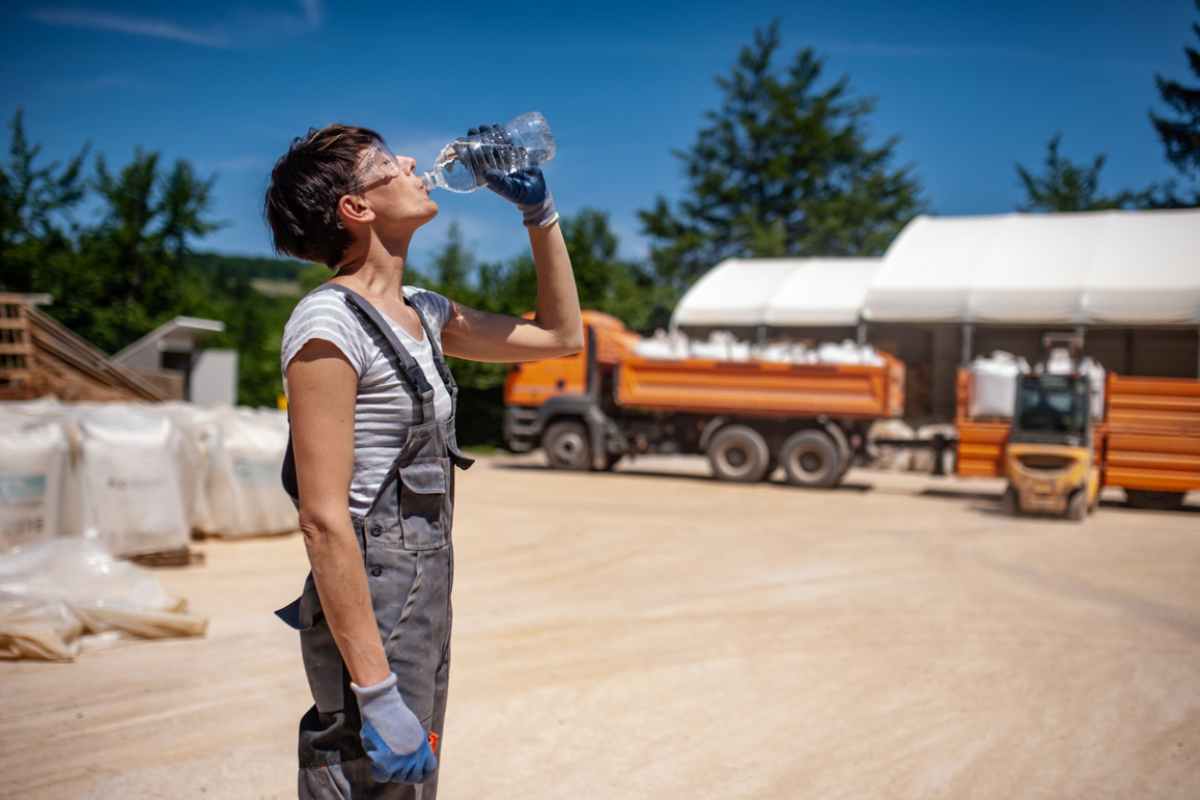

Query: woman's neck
333;232;411;299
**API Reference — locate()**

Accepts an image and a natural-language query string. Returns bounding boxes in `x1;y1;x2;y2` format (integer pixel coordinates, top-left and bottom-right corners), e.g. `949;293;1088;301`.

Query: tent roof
672;258;881;328
863;209;1200;325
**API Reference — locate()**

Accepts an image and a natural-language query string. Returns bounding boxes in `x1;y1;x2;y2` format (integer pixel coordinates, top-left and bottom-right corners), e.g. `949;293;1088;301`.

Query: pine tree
637;21;923;299
1150;0;1200;189
1015;134;1152;212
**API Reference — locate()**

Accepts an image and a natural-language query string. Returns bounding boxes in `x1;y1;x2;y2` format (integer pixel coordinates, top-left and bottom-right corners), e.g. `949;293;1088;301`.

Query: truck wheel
543;421;591;470
825;425;853;483
1067;490;1088;522
780;430;842;488
707;425;771;483
1125;490;1186;511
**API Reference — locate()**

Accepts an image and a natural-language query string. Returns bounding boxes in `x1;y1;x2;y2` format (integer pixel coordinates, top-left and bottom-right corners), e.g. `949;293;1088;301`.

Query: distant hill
187;251;313;281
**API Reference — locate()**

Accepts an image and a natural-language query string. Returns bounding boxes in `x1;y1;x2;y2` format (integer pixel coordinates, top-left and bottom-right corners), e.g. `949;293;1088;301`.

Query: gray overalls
276;283;474;799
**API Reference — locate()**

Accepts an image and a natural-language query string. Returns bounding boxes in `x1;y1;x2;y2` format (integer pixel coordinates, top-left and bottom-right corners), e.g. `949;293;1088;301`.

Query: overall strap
409;294;459;399
316;283;437;424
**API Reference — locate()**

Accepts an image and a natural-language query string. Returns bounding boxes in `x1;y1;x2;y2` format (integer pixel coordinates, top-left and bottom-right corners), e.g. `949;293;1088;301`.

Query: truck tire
780;430;843;488
543;420;591;470
825;424;853;483
1125;490;1186;511
707;425;771;483
1067;490;1088;522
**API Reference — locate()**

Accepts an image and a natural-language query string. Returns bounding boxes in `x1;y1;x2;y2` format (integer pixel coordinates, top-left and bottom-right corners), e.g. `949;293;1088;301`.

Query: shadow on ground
490;461;874;492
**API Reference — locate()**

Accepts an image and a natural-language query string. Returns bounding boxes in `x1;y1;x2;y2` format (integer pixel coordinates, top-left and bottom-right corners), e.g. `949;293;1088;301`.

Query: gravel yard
3;455;1198;799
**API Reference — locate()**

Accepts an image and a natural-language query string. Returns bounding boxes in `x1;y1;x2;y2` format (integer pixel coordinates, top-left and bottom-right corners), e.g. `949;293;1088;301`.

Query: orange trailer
505;311;905;487
956;369;1200;510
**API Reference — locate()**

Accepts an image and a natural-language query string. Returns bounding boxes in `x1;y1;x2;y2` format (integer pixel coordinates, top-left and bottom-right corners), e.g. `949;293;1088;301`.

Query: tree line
2;13;1198;443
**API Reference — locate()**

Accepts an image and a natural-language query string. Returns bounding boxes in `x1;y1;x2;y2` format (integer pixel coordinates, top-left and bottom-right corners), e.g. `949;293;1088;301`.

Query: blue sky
1;1;1195;268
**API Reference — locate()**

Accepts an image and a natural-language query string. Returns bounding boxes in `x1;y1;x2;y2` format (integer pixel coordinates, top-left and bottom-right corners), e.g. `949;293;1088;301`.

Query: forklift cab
1011;373;1092;447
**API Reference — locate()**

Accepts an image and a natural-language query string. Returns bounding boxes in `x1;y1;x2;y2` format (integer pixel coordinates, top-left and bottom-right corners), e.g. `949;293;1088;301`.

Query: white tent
672;258;882;329
863;210;1200;324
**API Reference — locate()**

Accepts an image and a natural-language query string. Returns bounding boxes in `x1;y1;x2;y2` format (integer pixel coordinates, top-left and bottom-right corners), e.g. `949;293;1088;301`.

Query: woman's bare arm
440;222;583;362
286;339;390;686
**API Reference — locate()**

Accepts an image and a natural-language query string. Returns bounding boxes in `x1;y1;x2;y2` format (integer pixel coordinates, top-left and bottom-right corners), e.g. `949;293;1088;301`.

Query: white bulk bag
968;351;1030;419
1037;353;1107;420
0;421;69;557
1082;358;1106;420
75;406;190;556
867;419;914;471
203;408;298;537
154;402;219;533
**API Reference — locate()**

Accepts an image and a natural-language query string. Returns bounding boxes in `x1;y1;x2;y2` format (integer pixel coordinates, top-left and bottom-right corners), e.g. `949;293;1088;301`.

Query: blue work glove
351;673;438;784
461;123;559;228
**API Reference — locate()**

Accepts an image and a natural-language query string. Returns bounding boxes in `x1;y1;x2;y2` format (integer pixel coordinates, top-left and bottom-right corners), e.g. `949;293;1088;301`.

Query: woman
264;123;581;799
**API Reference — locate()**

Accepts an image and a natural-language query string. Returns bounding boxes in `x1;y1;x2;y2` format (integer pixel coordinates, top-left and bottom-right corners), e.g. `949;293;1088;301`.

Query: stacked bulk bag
74;405;190;557
202;407;298;538
1038;351;1107;419
967;352;1031;419
0;421;69;557
154;402;219;533
866;419;915;471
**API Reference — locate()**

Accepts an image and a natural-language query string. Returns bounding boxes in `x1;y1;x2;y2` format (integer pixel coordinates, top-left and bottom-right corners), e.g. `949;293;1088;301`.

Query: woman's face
353;144;438;232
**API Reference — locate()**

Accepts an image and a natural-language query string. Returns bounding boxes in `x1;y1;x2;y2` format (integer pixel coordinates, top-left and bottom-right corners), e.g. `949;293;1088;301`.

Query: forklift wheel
1000;487;1019;516
1067;490;1088;522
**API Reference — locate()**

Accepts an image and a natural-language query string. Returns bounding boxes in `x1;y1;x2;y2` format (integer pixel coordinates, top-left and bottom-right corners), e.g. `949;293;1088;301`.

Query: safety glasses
348;144;404;195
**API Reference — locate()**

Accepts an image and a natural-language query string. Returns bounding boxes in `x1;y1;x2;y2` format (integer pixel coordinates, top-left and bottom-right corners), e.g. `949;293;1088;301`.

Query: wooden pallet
127;547;207;568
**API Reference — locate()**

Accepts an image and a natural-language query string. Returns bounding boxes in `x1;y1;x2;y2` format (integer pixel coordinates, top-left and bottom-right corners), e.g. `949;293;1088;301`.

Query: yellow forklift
1000;335;1102;521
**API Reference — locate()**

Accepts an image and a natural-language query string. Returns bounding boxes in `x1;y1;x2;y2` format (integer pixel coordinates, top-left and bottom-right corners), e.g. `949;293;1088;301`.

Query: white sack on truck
634;330;690;360
817;341;885;366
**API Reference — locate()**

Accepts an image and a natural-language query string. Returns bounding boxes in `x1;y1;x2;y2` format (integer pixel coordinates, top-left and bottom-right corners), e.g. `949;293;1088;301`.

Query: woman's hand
456;123;558;227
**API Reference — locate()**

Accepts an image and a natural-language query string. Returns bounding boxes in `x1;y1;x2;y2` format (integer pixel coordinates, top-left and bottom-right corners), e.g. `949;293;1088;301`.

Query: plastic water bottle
421;112;556;193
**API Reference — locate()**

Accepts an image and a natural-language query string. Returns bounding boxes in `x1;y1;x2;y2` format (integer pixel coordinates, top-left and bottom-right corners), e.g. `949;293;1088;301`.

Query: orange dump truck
956;369;1200;511
504;311;905;487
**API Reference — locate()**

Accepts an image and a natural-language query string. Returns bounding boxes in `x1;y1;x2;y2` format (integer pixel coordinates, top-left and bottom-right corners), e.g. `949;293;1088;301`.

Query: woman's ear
337;193;375;227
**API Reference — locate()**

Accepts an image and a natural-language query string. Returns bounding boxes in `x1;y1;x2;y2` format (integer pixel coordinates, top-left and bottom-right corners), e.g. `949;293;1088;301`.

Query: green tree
59;148;222;353
638;21;923;299
1015;134;1152;212
1150;0;1200;203
429;221;471;300
0;109;89;294
559;208;662;331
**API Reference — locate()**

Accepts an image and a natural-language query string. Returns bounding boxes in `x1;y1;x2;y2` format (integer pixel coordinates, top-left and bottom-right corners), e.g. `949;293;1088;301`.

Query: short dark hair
264;124;384;268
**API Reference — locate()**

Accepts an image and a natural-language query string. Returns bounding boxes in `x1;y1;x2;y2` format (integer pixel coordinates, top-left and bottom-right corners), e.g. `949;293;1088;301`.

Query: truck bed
614;354;905;419
954;370;1200;492
1103;375;1200;493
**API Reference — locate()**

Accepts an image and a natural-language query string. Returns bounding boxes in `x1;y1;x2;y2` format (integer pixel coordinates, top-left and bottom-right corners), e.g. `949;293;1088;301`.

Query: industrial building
672;208;1200;422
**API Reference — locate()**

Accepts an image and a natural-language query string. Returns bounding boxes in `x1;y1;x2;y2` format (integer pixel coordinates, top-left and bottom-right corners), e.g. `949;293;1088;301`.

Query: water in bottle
421;112;556;193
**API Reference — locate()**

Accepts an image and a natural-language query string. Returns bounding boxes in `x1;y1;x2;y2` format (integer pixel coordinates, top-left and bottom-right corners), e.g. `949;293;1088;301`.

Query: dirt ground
3;454;1199;799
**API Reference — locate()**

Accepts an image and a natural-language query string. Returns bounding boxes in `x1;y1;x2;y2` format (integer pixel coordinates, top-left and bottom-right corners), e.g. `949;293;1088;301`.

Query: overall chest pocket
397;457;450;551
